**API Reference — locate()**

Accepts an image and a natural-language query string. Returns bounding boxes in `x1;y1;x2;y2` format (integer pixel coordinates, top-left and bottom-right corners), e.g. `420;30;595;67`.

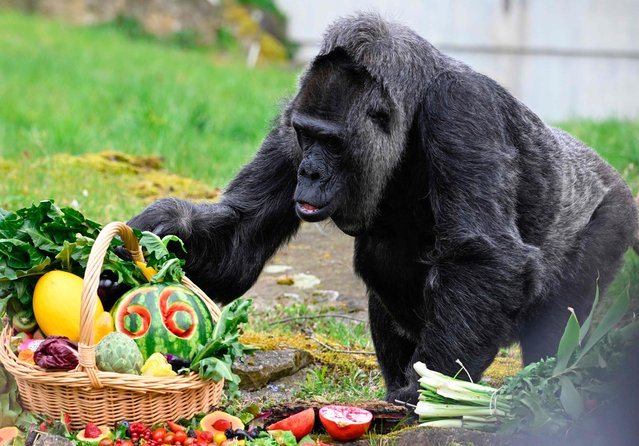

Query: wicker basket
0;222;224;429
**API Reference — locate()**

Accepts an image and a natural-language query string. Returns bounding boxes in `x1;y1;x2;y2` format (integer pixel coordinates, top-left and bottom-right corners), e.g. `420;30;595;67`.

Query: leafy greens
0;200;186;318
191;297;256;398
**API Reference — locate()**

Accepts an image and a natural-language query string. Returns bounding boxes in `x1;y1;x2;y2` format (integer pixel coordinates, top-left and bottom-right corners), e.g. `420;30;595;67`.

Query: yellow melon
33;270;103;342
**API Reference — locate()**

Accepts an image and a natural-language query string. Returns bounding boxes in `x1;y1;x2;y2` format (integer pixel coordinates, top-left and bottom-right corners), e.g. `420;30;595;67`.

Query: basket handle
77;222;222;388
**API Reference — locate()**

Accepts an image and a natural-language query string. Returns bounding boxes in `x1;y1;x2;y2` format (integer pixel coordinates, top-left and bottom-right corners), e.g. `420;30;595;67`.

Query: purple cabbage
34;336;79;370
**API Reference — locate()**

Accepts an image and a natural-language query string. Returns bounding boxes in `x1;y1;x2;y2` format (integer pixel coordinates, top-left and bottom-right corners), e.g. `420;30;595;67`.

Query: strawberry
85;422;102;438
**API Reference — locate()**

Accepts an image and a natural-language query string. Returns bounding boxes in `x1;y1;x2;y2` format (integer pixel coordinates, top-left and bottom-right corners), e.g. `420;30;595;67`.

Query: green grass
296;365;385;402
249;302;373;351
0;11;298;187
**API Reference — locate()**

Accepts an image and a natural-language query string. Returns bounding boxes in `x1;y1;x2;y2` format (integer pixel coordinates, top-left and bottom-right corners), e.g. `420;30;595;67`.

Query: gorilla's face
290;50;401;236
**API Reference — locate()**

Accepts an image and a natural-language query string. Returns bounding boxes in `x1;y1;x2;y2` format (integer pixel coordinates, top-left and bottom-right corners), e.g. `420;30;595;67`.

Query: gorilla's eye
324;136;341;153
367;108;390;133
296;128;314;149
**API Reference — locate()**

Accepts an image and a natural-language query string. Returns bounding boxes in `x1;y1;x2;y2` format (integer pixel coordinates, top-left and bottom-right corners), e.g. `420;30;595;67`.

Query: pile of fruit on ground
0;405;378;446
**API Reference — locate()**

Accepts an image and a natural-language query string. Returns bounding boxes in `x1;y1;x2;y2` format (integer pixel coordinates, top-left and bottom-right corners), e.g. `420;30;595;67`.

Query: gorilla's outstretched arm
129;127;301;302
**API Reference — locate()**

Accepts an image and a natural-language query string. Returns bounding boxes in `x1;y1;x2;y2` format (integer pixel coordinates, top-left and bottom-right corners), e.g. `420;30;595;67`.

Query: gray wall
277;0;639;122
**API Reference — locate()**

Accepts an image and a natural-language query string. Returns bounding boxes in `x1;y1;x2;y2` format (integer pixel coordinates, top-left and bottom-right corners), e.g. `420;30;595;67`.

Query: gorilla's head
285;13;440;236
289;49;406;236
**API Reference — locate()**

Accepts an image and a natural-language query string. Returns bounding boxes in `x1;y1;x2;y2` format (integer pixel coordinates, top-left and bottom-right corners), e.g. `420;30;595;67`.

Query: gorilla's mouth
295;201;334;222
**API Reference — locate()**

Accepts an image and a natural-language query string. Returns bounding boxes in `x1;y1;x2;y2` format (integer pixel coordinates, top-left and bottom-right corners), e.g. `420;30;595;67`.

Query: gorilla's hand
129;197;238;241
386;382;420;406
128;198;241;300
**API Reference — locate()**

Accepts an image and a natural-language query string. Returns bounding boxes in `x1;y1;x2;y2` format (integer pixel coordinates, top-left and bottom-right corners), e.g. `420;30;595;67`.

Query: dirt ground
244;222;368;316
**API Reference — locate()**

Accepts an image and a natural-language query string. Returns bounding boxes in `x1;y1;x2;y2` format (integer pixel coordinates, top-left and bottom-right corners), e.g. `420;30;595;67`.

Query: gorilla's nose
299;165;321;181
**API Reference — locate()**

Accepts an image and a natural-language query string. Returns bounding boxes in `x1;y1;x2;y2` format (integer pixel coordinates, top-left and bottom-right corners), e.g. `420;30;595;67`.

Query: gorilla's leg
520;189;635;364
368;292;417;402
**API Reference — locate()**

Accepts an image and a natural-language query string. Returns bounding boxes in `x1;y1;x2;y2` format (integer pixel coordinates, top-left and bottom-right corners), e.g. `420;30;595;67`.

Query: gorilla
130;13;639;403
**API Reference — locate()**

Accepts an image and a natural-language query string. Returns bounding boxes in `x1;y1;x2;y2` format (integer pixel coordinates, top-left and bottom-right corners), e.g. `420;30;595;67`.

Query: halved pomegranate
318;405;373;442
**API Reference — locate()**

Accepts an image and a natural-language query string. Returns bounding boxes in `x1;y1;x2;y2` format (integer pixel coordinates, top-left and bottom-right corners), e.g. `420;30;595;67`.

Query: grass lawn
1;10;637;404
0;11;298;187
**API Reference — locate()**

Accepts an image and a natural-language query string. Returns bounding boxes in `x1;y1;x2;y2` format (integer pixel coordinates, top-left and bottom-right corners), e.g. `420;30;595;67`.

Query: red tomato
183;438;195;446
318;405;373;442
174;431;188;443
121;441;134;446
163;433;176;444
152;428;167;442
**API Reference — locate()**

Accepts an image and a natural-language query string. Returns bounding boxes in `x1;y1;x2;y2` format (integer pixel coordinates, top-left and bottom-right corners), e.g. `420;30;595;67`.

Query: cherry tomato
164;433;176;445
174;431;188;443
152;428;167;442
121;441;134;446
212;433;226;445
183;438;195;446
99;439;114;446
194;440;208;446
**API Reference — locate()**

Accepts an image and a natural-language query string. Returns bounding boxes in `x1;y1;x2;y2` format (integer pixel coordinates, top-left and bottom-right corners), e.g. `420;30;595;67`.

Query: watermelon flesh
111;284;214;360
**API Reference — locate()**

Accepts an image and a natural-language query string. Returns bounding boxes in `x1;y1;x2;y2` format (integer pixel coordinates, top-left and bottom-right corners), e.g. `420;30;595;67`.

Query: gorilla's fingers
386;383;420;406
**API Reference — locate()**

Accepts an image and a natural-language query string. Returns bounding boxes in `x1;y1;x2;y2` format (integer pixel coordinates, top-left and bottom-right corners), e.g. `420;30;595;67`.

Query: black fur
129;13;639;404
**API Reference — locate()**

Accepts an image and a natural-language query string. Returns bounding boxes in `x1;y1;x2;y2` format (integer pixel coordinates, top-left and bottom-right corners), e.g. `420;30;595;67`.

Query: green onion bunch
415;361;508;431
414;287;639;436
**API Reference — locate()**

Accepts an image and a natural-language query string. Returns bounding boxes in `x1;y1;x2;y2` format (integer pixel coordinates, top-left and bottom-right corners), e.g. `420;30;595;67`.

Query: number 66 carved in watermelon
111;284;214;361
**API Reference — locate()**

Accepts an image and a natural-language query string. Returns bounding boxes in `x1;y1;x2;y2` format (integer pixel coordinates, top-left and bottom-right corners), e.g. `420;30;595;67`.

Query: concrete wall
277;0;639;122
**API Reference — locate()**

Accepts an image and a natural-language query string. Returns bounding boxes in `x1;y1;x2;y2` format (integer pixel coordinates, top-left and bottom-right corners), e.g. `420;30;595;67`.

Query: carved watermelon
111;284;214;360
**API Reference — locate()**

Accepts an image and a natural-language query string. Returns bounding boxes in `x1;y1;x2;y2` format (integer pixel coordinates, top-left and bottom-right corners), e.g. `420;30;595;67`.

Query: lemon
33;270;104;342
94;311;114;343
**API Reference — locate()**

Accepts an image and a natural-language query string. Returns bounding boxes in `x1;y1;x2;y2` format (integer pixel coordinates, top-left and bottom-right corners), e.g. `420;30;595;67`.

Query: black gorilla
130;13;639;403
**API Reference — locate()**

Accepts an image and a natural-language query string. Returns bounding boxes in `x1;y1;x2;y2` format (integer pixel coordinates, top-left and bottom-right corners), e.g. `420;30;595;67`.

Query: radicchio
34;336;79;370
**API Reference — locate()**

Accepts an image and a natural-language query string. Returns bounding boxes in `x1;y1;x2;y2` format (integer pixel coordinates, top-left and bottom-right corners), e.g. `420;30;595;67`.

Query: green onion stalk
414;361;510;432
